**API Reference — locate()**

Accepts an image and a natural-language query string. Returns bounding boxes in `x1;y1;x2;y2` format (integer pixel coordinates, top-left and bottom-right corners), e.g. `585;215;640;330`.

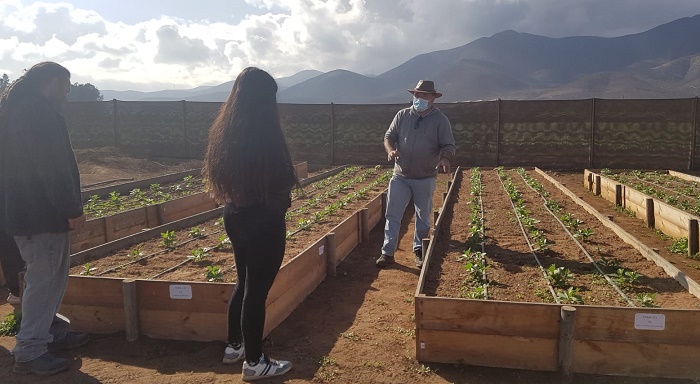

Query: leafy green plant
546;264;573;288
557;287;583;304
669;238;689;254
108;191;122;208
189;247;209;262
574;227;594;241
610;268;641;289
596;256;621;271
0;312;21;336
636;293;658;308
160;230;176;249
80;262;96;276
189;226;205;238
205;266;223;282
216;235;231;249
128;245;143;261
183;175;195;188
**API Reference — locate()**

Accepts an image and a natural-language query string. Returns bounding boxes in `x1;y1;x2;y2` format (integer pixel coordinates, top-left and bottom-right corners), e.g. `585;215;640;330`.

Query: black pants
224;204;286;363
0;231;24;296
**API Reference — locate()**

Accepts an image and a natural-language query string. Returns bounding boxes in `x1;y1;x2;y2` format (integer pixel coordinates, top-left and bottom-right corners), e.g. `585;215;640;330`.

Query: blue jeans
13;232;71;362
381;175;436;256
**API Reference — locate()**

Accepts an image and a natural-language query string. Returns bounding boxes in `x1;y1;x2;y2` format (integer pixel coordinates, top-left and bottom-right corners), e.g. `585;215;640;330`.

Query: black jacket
0;95;83;235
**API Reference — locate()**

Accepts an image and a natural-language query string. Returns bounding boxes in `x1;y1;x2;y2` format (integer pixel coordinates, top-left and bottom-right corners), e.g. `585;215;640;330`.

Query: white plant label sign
634;313;665;330
169;284;193;300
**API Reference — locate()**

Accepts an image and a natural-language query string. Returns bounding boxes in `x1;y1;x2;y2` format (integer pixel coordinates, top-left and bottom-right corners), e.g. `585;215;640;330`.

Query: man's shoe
242;354;292;382
222;342;245;364
7;293;21;305
14;352;70;376
414;248;424;268
375;254;394;268
48;332;89;352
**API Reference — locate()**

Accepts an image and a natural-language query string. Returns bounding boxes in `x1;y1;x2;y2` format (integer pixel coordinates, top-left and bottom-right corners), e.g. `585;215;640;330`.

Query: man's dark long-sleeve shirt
0;95;83;235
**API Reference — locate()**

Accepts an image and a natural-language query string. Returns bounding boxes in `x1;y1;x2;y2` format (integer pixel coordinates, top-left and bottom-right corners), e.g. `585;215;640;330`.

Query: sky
2;0;700;91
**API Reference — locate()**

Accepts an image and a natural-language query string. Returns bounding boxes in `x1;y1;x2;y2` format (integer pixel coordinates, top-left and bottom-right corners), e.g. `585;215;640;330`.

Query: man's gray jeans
12;232;70;362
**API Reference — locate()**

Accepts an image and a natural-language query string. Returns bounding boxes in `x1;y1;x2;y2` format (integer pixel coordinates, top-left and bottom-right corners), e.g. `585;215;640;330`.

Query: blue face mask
413;97;429;113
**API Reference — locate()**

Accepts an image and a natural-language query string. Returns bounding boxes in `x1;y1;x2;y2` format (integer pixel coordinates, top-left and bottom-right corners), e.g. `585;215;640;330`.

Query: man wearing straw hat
377;80;455;269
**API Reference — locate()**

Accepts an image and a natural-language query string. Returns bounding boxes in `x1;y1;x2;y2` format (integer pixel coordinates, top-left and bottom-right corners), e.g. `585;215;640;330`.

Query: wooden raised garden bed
415;167;700;379
59;166;388;342
70;161;311;253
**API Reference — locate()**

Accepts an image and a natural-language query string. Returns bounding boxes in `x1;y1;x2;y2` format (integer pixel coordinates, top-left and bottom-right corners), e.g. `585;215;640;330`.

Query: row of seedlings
83;175;205;219
456;168;489;299
596;169;700;261
70;166;391;283
515;168;640;307
601;169;700;217
528;169;700;309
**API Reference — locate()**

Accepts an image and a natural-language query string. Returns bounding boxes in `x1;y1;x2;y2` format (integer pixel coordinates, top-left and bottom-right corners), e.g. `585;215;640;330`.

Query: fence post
590;98;596;169
496;98;501;167
330;102;335;165
691;97;698;171
182;100;190;159
112;99;118;148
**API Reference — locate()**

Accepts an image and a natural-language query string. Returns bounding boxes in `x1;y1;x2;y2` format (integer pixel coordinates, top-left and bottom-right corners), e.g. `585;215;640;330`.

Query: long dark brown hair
203;67;296;205
0;62;70;122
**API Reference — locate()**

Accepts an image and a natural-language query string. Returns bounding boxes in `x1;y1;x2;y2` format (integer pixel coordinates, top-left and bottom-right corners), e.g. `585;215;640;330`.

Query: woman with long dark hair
203;67;297;381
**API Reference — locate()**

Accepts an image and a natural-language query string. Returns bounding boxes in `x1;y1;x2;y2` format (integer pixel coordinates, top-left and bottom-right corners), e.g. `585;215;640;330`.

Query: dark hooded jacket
0;94;83;235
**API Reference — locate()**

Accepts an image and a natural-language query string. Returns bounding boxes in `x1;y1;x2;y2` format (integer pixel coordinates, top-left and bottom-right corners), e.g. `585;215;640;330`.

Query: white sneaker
222;343;244;364
7;293;20;305
242;354;292;382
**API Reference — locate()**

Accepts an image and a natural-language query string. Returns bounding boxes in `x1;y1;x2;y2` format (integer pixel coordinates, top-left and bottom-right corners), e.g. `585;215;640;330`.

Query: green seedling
189;247;209;262
217;235;231;249
574;227;594;241
160;230;176;249
669;238;689;254
596;256;621;271
557;287;583;305
183;175;195;188
108;191;122;207
80;262;96;276
0;312;21;336
205;265;223;282
546;264;573;288
128;245;143;261
189;226;205;238
636;293;658;308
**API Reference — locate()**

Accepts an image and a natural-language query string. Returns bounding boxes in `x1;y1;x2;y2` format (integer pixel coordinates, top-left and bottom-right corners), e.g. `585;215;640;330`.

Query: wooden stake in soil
689;219;699;257
646;198;655;228
558;305;577;377
360;208;369;243
326;233;337;277
123;279;139;341
615;184;622;206
594;175;601;196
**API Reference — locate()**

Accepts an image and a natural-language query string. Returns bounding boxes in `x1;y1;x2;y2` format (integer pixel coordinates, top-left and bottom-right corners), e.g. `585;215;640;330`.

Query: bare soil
0;158;695;383
426;168;700;309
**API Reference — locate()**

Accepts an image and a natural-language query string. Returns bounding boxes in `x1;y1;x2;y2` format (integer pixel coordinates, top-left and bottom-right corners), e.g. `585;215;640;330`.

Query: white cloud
1;0;699;90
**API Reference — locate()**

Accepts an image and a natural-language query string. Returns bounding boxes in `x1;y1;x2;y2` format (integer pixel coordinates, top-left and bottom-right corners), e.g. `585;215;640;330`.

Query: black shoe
14;352;70;376
48;332;89;352
414;249;424;268
375;254;394;268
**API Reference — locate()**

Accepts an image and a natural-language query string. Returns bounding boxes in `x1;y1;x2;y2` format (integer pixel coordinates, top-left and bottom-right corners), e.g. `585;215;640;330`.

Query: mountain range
101;15;700;103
